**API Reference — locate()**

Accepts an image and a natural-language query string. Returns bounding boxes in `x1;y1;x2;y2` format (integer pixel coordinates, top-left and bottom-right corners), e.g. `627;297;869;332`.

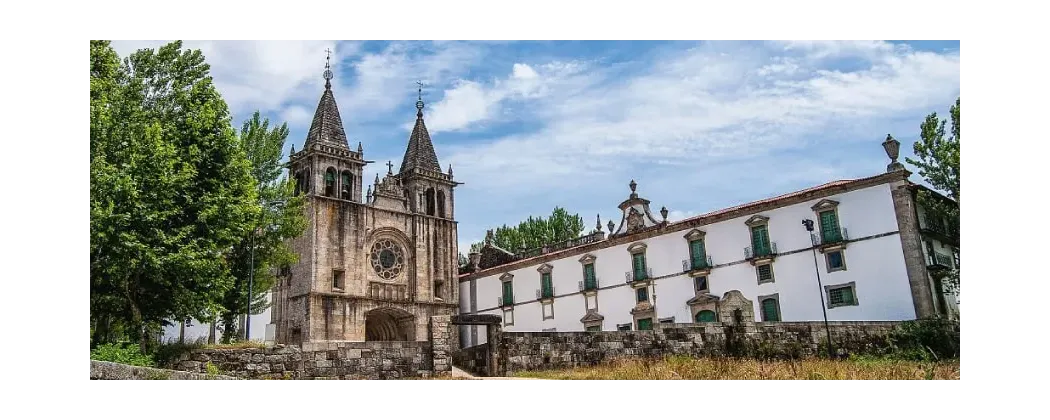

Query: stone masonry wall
500;321;899;375
174;341;433;379
172;315;453;379
451;343;489;376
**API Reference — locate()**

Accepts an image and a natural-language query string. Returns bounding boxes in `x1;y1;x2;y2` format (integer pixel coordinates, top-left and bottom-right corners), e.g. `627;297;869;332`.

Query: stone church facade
270;66;460;345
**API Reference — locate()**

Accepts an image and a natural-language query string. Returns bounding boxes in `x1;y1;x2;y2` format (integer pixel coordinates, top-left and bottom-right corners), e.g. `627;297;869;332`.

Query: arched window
293;171;303;195
425;187;436;216
340;170;353;200
437;191;446;218
695;310;716;323
304;170;311;193
324;167;336;197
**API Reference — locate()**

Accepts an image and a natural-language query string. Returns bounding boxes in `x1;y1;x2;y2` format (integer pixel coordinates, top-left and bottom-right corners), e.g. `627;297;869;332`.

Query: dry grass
512;356;960;380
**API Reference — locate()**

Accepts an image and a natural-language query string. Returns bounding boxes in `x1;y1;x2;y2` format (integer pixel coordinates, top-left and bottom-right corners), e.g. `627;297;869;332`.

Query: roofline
907;182;956;204
458;169;910;281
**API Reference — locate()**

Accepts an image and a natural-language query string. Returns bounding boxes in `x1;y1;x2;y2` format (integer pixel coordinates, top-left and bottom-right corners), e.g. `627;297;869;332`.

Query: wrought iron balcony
682;255;714;272
625;267;654;284
928;252;953;269
744;242;778;260
536;285;555;300
812;228;849;247
579;276;599;292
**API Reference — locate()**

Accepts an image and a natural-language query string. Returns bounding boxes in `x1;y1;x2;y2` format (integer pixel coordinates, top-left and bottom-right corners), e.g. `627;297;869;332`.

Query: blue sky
111;40;960;254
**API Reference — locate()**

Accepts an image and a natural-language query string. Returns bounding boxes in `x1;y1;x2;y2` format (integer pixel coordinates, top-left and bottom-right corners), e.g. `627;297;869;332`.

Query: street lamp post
802;219;835;358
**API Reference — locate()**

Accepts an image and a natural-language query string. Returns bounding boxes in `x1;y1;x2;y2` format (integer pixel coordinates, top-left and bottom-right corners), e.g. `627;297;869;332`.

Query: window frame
825;249;847;272
825;281;859;309
757;293;781;322
756;263;775;284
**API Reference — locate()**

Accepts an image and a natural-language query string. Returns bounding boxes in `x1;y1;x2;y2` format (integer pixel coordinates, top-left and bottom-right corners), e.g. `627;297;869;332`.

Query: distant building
456;136;958;348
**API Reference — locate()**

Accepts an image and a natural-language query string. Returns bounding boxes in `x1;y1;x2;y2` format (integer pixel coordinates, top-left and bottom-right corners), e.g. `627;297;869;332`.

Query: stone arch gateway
365;307;416;341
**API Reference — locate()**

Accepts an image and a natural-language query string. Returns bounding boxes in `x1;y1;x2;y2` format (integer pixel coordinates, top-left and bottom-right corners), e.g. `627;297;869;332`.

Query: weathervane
415;80;425;116
323;48;334;88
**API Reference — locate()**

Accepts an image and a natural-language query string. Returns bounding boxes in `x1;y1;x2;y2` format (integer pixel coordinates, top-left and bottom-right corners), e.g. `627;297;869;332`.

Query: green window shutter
690;240;705;267
638;318;653;331
502;281;513;304
586;325;600;332
696;310;716;322
632;253;646;279
842;287;854;305
751;225;770;254
761;298;779;321
541;273;553;297
820;210;840;242
583;264;597;289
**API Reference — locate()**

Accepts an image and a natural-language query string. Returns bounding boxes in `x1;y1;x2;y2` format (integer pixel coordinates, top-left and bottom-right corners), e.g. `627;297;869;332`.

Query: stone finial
374;173;380;186
883;134;905;172
596;214;602;232
366;185;372;200
661;206;668;222
448;164;453;176
357;141;363;153
290;144;295;154
607;220;615;233
485;229;494;245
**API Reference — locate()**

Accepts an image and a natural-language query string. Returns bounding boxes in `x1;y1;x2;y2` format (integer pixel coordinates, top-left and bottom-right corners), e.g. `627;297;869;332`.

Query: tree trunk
126;272;148;354
208;321;216;345
179;320;186;344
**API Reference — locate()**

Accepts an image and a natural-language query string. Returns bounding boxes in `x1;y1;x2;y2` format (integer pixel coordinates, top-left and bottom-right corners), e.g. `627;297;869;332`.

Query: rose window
370;239;405;280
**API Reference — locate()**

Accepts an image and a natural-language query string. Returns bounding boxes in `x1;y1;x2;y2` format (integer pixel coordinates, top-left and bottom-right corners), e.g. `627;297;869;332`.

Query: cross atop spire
386;160;394;174
323;48;334;90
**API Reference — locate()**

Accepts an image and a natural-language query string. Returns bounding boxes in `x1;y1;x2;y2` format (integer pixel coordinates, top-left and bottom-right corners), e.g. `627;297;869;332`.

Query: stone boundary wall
501;321;899;375
451;343;490;376
174;341;432;379
91;360;239;380
170;316;454;380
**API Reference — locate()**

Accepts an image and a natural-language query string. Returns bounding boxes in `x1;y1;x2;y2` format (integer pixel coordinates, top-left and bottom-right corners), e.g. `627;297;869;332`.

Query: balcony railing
682;255;714;272
625;267;654;284
919;214;959;241
744;242;778;259
536;285;555;299
929;252;953;268
579;277;599;292
498;295;514;307
812;227;849;246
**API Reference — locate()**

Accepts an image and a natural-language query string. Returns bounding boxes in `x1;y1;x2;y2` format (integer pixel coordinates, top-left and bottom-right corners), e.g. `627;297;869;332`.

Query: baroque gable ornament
811;198;840;211
625;208;645;232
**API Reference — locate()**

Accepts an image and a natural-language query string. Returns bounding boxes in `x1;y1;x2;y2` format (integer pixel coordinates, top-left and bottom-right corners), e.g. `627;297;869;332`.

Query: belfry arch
365;307;416;341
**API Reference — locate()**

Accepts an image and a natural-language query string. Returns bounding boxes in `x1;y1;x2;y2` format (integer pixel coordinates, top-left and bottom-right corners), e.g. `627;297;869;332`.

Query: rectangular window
333;269;345;290
689;239;706;269
756;264;774;283
540;273;553;298
695;276;709;293
827;283;858;308
819;210;841;243
826;250;846;272
751;225;771;256
636;287;648;303
637;318;653;331
761;298;780;321
583;263;597;290
586;325;601;332
632;253;647;280
617;323;632;331
502;281;514;306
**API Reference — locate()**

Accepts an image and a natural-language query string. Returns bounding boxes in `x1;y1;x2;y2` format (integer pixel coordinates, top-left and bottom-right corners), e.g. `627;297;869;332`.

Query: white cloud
444;41;959;196
109;40;348;121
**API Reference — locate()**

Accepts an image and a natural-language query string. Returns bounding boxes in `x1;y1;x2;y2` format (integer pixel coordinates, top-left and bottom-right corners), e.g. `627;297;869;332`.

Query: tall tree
905;97;960;293
90;40;258;352
471;207;586;253
219;112;308;342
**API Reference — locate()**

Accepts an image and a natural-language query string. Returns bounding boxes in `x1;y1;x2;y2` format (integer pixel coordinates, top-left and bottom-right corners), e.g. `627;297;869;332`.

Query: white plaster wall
459;183;922;347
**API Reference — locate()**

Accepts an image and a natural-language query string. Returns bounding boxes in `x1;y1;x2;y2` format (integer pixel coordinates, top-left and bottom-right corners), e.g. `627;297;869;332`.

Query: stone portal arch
365;307;416;341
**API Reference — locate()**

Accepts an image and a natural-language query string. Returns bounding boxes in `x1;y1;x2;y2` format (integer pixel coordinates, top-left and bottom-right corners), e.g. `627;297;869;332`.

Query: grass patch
90;342;156;367
512;355;959;380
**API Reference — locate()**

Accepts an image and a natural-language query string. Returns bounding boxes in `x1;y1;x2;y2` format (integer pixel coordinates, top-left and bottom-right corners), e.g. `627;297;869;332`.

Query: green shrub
90;342;156;367
887;318;959;361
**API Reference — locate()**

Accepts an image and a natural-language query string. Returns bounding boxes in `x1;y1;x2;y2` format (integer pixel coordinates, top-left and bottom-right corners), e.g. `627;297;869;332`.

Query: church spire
399;81;442;174
304;48;349;149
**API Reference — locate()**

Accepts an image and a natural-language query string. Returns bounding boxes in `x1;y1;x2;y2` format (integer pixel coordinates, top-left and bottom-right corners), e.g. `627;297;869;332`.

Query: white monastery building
456;136;959;348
